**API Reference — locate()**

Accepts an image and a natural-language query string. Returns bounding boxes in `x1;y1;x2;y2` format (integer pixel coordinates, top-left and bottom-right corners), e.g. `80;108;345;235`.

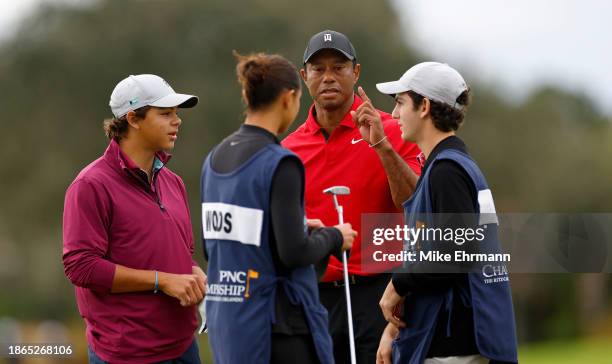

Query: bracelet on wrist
369;135;388;148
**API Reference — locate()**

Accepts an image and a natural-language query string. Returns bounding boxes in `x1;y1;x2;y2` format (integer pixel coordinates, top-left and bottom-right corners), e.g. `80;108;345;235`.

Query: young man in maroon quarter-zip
63;74;206;364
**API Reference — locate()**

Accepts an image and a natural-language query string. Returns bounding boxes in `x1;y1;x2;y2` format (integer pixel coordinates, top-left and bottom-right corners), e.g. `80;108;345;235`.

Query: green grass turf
519;338;612;364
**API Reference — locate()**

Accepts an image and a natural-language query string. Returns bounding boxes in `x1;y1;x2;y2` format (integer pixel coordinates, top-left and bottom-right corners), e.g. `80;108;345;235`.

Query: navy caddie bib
201;143;334;364
393;149;518;364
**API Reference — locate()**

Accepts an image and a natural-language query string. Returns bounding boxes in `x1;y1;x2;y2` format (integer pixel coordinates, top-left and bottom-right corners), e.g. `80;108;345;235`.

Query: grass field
196;336;612;364
14;321;612;363
200;337;612;363
519;338;612;364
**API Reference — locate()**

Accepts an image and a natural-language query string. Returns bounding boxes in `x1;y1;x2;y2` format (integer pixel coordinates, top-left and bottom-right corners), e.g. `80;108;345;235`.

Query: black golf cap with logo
303;30;357;64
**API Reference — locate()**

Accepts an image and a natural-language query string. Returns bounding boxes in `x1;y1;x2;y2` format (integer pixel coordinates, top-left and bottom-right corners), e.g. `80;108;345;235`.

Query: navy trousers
88;339;201;364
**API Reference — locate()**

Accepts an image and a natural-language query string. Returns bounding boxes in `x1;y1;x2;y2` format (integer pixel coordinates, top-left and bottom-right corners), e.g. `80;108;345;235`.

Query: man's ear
126;111;140;130
300;68;307;82
353;63;361;83
420;98;431;119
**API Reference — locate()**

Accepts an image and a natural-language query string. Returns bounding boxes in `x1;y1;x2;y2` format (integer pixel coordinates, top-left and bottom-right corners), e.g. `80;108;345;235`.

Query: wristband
154;270;159;294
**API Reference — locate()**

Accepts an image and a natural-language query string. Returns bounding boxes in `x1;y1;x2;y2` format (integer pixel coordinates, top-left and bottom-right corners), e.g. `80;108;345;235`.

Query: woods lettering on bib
202;202;263;247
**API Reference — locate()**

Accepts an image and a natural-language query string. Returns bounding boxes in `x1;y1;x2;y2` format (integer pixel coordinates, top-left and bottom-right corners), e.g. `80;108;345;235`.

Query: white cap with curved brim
109;74;198;118
376;62;468;110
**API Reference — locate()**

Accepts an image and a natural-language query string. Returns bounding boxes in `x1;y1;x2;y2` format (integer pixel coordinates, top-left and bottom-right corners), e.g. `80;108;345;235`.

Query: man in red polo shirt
63;74;205;363
282;30;421;364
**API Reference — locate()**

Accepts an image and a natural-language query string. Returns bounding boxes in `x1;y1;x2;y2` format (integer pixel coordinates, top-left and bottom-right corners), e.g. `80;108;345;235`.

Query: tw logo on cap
323;33;332;42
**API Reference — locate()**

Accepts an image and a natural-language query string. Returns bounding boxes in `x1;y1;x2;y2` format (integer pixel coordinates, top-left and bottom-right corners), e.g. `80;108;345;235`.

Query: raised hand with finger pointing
350;86;390;149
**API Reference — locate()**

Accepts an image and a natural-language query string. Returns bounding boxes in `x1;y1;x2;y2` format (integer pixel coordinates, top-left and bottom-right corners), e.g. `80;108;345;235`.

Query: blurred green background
0;0;610;363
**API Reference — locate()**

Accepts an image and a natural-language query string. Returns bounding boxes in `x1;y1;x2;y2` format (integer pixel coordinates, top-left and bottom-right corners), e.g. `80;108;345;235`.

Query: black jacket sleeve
270;157;343;270
392;160;477;296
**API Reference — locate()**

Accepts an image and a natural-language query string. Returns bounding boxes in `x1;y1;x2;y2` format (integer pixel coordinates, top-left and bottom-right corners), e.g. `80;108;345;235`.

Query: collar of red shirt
104;139;171;173
303;94;363;134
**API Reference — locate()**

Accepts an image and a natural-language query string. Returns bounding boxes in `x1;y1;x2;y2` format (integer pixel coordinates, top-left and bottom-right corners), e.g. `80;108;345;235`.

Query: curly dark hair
102;106;151;142
407;89;471;132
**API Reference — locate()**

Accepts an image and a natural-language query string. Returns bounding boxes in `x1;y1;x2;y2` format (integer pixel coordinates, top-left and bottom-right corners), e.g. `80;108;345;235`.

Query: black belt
318;274;385;288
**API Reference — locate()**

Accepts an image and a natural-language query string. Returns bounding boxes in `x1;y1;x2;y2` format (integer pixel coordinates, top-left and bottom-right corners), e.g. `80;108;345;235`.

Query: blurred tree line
0;0;610;345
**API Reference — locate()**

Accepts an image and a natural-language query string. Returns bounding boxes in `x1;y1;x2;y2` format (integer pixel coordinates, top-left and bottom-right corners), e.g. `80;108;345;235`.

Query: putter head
323;186;350;195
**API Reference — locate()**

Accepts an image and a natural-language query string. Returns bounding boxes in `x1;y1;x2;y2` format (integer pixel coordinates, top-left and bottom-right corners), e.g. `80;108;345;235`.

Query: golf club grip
337;205;351;259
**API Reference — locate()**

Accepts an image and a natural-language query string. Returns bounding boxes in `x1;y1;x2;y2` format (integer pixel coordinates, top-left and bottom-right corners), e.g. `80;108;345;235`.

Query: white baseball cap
109;74;198;118
376;62;468;110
